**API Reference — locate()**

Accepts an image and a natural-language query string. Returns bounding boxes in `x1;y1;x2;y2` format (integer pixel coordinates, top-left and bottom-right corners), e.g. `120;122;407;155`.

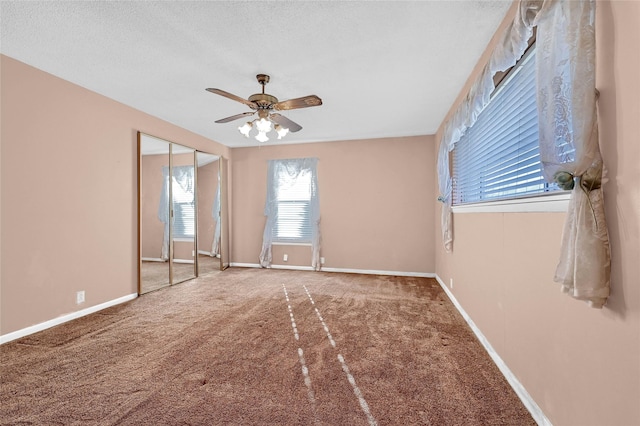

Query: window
272;166;313;244
171;166;195;239
259;158;320;268
452;46;562;205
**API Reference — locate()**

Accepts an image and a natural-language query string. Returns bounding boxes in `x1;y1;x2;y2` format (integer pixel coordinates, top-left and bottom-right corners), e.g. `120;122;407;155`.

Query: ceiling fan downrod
249;74;278;108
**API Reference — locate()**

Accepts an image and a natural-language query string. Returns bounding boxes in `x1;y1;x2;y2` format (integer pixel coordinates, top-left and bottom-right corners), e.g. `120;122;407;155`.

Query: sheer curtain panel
211;184;221;256
535;0;609;307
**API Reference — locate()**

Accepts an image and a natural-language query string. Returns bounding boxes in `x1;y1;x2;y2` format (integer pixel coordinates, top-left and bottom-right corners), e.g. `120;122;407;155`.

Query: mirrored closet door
138;135;171;293
196;152;222;275
169;143;197;285
138;132;228;294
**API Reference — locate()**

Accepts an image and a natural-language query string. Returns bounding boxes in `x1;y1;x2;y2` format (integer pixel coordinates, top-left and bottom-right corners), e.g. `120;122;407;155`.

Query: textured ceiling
1;1;511;148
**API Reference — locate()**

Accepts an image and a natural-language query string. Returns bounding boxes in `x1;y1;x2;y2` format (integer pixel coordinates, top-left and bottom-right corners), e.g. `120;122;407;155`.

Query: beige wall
231;136;435;273
140;154;168;259
434;1;640;425
0;55;229;335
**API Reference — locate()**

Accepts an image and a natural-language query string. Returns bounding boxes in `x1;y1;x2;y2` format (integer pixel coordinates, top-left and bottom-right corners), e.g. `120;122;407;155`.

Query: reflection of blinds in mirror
172;166;195;239
273;170;312;243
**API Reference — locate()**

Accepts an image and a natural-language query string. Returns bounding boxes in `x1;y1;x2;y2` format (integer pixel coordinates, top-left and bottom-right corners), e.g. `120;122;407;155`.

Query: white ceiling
0;1;511;148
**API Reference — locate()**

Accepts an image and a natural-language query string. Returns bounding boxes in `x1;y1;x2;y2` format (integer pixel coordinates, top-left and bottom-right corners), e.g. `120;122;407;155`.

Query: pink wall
434;1;640;425
0;55;229;335
231;136;435;273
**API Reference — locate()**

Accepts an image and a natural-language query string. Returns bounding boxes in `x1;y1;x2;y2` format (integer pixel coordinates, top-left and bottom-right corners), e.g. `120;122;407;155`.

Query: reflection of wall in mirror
197;160;219;254
141;154;167;259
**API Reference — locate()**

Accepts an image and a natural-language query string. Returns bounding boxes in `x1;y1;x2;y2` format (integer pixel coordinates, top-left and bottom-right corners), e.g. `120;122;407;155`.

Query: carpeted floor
0;268;535;425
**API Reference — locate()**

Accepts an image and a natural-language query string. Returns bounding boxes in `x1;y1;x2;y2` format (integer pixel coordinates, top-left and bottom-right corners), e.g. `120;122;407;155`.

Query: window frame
271;164;314;245
451;43;566;213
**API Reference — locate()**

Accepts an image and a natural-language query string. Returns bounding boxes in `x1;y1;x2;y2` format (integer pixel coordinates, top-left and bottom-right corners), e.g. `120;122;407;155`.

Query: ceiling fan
206;74;322;142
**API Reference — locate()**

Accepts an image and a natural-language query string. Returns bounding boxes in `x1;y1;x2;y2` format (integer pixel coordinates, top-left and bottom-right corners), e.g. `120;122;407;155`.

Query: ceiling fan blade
206;88;256;109
270;113;303;132
214;111;255;123
273;95;322;111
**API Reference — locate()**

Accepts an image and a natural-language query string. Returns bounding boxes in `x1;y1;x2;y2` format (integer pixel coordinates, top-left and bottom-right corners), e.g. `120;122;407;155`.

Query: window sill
452;192;571;213
272;242;312;247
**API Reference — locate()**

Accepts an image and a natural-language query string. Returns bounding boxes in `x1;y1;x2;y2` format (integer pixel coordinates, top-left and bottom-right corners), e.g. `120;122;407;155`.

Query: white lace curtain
259;158;321;270
437;0;610;307
211;183;221;256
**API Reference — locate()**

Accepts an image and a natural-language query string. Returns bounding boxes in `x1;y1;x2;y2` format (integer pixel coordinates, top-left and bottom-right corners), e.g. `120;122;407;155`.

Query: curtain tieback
554;171;602;230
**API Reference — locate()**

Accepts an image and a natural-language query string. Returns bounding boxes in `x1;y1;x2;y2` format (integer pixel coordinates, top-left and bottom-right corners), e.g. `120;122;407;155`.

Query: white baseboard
230;262;261;268
434;275;552;426
173;259;194;264
270;264;315;271
321;267;434;278
141;257;164;262
229;262;314;271
0;293;138;345
229;263;434;278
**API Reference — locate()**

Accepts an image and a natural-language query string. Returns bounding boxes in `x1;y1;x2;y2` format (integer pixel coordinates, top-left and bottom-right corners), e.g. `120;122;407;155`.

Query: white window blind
273;169;312;243
453;47;561;205
172;168;195;239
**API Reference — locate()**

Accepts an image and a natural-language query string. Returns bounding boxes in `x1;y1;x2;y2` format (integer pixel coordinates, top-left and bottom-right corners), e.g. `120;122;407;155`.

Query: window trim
271;167;314;245
452;191;571;213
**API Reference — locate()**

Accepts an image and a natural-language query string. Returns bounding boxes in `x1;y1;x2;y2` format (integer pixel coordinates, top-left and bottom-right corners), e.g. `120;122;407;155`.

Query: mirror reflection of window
171;166;195;239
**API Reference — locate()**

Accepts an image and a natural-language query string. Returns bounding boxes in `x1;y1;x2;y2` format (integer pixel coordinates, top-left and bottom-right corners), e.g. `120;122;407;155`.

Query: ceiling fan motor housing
248;93;278;109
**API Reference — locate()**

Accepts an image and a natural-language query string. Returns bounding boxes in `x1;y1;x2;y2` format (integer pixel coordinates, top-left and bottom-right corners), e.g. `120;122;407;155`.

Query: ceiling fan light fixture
275;124;289;139
238;121;253;137
209;73;322;144
255;131;269;143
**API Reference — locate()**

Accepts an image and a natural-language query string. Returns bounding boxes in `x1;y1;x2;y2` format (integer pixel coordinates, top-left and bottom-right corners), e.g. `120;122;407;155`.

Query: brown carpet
0;268;535;425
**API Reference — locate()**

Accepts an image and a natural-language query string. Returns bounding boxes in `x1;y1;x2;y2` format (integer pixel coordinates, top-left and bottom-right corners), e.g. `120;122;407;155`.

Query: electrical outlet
449;278;454;289
283;254;288;262
76;291;85;304
320;257;325;265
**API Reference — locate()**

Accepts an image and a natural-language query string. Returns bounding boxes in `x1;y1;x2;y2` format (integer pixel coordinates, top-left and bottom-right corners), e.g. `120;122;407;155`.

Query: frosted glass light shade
275;124;289;139
256;118;272;133
255;131;269;143
238;121;253;137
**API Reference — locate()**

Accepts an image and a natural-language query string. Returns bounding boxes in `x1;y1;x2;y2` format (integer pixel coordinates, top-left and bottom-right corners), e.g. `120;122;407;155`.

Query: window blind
273;169;312;243
453;47;561;205
172;169;195;239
